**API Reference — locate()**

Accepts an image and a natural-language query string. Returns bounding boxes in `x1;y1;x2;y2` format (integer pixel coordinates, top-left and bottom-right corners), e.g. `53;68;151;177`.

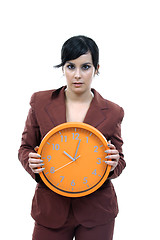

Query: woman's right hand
28;152;45;174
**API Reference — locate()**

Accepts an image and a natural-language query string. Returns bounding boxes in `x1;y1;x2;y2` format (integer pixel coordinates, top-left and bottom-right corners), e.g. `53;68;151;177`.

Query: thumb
34;146;39;152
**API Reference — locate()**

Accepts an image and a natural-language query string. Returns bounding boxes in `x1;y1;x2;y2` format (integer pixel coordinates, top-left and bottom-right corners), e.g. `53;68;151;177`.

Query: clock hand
74;139;81;160
54;153;81;173
64;151;80;161
54;161;73;173
63;151;75;161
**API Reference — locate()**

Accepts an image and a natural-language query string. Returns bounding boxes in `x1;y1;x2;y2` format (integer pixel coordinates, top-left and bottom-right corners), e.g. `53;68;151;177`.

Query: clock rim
38;122;111;197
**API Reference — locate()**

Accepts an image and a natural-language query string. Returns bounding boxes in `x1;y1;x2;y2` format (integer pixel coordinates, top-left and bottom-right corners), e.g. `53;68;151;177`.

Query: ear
95;64;100;75
62;66;64;75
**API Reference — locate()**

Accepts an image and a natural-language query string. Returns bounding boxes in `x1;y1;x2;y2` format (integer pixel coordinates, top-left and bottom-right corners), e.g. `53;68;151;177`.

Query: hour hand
63;151;80;161
64;151;75;161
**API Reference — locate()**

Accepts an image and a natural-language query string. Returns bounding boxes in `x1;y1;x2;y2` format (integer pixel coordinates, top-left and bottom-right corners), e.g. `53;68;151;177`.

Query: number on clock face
40;126;109;196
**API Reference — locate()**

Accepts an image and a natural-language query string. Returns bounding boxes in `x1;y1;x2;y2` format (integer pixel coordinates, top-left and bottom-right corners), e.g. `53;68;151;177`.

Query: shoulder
29;87;63;108
106;99;124;117
30;89;55;104
29;89;55;113
107;100;124;123
93;89;124;122
29;87;65;113
106;98;123;111
30;86;65;103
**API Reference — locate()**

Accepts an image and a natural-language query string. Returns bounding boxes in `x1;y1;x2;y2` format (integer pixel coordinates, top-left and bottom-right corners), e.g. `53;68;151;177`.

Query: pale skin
28;52;120;174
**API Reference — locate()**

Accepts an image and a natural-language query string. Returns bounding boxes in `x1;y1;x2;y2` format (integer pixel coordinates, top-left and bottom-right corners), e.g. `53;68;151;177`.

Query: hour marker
45;172;49;174
47;142;50;145
89;133;92;136
75;128;76;132
59;131;61;135
92;169;97;175
100;145;103;147
98;175;101;177
57;183;59;186
72;188;74;191
87;185;89;188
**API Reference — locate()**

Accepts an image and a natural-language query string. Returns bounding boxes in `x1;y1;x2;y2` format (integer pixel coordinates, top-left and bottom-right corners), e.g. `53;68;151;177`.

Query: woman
18;35;126;240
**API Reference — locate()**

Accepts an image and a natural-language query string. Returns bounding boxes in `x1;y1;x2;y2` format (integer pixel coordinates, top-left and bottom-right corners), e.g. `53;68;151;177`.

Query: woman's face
63;52;98;95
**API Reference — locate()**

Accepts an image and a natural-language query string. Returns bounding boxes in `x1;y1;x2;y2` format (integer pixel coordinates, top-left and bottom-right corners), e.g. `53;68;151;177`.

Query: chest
66;101;91;122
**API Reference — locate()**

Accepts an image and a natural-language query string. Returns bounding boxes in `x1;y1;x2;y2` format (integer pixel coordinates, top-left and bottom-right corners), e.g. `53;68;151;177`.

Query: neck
65;88;94;103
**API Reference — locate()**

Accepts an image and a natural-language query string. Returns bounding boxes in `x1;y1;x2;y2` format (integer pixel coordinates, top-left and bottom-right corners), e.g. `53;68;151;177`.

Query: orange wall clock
38;122;111;197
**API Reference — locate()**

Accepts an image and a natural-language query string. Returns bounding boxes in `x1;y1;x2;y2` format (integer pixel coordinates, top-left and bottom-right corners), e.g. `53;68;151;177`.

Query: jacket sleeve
108;107;126;180
18;93;41;182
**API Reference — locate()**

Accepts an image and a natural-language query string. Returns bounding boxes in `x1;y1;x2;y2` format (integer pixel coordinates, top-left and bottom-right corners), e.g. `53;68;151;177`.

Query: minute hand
74;139;81;160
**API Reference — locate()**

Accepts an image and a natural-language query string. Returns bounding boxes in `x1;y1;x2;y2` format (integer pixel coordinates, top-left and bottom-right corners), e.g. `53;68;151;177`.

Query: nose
74;68;81;79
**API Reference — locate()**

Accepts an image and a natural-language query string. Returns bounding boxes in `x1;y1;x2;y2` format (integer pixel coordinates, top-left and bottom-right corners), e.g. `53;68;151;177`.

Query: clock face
38;122;111;197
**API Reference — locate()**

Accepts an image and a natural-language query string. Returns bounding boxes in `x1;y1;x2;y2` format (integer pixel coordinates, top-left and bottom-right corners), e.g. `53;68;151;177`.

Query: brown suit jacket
18;86;126;228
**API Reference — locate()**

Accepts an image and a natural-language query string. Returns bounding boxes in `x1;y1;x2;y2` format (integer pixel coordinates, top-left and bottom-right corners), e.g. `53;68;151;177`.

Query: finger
32;167;45;174
28;158;43;164
105;149;119;154
105;160;118;166
107;143;116;149
105;160;118;171
28;152;41;158
29;163;44;169
34;146;39;152
105;154;120;161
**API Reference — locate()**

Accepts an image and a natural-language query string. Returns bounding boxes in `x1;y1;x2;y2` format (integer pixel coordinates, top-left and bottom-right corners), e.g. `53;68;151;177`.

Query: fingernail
41;163;44;166
38;154;41;158
41;168;45;171
105;150;109;153
40;160;44;163
105;156;110;159
105;161;111;164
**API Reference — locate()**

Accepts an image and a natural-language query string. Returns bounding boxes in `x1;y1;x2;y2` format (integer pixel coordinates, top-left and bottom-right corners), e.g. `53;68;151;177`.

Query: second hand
54;161;73;173
54;155;80;173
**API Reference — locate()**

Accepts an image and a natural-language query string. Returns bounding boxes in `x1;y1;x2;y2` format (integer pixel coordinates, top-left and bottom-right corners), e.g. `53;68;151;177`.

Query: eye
82;64;91;70
67;64;75;70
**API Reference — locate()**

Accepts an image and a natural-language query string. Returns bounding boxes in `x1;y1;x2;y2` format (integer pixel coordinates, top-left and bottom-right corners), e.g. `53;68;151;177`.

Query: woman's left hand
105;141;120;171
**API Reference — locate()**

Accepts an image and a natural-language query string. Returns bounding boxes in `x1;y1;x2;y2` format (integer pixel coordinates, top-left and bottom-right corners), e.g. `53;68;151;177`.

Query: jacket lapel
44;87;108;128
84;89;108;128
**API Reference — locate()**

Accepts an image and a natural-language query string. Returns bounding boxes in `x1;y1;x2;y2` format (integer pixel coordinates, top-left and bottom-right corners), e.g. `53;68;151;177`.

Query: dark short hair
54;35;99;71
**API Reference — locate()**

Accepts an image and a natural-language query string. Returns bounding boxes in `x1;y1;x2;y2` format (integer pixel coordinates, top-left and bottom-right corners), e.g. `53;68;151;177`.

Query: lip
73;82;83;84
73;82;83;87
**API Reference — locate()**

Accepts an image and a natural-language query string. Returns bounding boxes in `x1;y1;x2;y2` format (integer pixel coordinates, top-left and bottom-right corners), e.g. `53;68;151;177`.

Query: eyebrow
66;61;92;65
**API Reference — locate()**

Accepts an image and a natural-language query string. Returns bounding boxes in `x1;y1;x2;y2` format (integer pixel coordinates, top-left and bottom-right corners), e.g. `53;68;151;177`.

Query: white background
0;0;160;239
